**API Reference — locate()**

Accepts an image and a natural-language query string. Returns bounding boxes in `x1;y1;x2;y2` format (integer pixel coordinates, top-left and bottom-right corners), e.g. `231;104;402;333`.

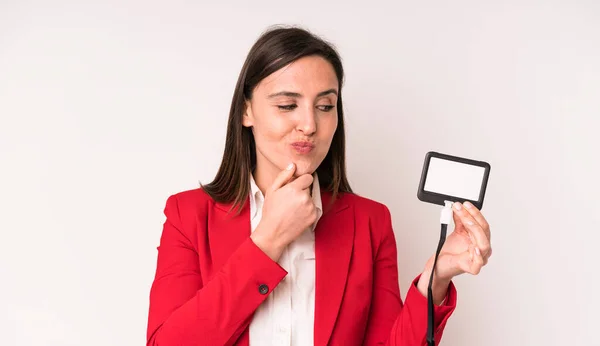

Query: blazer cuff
232;237;288;294
406;274;457;333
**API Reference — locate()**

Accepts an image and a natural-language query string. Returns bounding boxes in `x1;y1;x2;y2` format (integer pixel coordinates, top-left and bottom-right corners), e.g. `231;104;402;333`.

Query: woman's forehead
256;56;338;97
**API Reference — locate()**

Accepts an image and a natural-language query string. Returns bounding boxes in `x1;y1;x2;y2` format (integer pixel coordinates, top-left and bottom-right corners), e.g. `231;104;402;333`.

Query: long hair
202;25;353;213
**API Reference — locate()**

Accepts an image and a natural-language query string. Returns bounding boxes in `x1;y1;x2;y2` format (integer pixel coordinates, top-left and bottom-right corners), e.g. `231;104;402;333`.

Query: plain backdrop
1;1;599;345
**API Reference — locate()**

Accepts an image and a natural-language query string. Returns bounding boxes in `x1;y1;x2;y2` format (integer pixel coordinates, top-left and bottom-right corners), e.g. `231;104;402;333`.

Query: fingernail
454;202;462;211
464;202;472;209
475;247;481;256
286;163;294;170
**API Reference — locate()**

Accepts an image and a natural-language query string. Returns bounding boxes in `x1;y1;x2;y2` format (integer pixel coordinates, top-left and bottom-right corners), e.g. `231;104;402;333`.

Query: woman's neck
252;164;279;196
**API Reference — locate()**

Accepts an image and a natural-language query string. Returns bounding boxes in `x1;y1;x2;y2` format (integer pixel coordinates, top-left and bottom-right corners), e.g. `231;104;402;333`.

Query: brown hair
202;25;353;213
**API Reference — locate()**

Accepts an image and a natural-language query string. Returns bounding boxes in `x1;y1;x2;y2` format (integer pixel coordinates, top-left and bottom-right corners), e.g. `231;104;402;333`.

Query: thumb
268;162;296;193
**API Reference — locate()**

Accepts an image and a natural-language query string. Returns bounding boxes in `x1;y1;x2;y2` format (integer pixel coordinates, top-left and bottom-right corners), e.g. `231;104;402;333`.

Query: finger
452;210;474;244
453;202;491;256
470;246;485;275
289;173;314;191
455;248;474;275
477;245;489;266
462;201;491;241
481;245;492;262
458;246;484;275
452;210;464;229
269;162;296;192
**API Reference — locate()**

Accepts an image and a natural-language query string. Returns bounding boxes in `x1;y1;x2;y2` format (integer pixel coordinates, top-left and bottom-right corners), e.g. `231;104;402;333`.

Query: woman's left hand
419;201;492;300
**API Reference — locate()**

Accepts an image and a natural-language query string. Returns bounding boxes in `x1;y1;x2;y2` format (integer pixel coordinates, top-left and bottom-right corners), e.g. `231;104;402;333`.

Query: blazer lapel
314;191;354;346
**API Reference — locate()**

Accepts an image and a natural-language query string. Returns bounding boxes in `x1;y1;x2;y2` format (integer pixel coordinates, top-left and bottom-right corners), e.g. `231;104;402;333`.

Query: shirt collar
249;173;263;220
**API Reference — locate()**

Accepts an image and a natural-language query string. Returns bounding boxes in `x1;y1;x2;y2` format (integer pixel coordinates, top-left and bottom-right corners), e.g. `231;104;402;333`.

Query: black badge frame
417;151;491;210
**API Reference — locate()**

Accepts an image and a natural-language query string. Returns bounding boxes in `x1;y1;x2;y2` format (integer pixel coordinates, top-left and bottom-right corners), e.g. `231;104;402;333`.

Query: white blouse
248;172;323;346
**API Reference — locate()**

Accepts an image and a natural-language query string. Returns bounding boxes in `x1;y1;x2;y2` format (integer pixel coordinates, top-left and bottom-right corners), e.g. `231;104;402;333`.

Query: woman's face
243;55;339;181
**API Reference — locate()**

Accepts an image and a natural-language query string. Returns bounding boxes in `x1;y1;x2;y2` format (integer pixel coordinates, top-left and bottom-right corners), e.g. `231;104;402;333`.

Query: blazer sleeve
362;204;458;346
146;195;288;346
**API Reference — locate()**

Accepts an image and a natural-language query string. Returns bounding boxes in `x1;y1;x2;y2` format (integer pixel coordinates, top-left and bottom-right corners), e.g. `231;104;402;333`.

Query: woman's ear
242;99;254;128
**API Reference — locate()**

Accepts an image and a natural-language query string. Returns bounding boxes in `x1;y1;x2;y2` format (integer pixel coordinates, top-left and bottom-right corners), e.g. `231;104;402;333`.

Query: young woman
146;26;492;346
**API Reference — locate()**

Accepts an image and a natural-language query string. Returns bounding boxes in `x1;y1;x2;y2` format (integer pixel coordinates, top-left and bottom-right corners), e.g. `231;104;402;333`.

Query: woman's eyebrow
267;91;301;98
317;89;338;97
267;88;338;99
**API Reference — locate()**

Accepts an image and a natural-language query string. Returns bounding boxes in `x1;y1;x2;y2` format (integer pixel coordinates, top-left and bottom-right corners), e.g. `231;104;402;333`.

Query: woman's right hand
250;163;318;262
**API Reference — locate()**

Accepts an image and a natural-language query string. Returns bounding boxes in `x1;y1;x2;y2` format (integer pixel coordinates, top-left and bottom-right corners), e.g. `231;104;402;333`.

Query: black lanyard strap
426;222;448;346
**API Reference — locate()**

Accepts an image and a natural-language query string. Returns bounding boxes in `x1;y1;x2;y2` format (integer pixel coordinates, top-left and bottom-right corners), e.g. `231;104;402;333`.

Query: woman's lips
291;142;315;154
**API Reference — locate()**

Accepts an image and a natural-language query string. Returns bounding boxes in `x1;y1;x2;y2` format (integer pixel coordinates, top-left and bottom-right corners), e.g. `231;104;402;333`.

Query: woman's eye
317;105;335;112
278;104;297;111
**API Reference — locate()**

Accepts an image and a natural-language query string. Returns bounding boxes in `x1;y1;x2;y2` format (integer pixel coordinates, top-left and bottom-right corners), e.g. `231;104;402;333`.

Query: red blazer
146;187;457;346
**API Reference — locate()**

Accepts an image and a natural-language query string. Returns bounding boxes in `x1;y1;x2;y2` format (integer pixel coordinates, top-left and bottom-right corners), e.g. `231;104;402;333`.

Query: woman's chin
292;162;317;177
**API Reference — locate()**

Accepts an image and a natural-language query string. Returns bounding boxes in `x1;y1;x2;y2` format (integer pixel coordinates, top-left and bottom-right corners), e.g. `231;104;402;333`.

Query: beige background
1;0;599;345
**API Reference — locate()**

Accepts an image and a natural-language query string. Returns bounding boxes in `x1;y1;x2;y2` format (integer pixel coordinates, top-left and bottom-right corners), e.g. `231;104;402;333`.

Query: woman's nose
296;108;317;135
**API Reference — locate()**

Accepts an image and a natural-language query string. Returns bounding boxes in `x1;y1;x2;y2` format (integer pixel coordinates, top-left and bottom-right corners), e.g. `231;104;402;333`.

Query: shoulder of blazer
163;187;214;226
161;188;224;249
342;192;391;217
341;192;395;248
170;187;212;209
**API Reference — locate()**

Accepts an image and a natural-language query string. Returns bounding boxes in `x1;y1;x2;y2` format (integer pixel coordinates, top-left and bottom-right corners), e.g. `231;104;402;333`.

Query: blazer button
258;284;269;295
